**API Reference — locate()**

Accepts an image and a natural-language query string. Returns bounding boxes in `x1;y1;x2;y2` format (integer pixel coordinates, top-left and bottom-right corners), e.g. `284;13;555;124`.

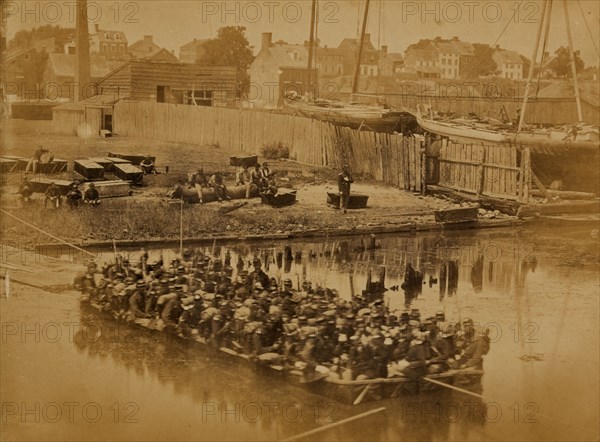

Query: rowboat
80;299;484;405
260;190;297;208
327;193;369;209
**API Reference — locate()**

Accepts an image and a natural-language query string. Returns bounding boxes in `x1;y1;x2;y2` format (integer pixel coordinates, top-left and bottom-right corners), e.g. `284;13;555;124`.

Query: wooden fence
113;102;425;192
437;139;530;201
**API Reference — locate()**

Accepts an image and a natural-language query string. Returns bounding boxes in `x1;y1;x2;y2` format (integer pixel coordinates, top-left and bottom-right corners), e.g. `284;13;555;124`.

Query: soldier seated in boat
454;326;491;371
128;281;149;320
429;322;457;373
161;285;184;330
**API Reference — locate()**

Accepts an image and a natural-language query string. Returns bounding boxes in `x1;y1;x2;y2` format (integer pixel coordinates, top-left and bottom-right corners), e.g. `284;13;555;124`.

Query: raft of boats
81;299;484;405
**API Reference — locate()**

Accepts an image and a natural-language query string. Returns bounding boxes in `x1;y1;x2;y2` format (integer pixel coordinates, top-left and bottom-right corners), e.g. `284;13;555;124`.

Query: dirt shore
1;119;514;245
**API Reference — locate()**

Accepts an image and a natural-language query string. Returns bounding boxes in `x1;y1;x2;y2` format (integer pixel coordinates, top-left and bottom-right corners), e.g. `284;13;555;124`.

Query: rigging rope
577;0;600;57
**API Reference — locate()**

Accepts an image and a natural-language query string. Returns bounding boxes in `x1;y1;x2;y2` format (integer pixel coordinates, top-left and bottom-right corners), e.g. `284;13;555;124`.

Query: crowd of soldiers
78;249;490;381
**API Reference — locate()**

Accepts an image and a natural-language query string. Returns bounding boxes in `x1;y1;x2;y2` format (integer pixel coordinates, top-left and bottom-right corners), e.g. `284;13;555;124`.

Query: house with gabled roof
493;47;524;80
43;53;112;99
179;38;210;64
249;33;316;107
127;35;177;62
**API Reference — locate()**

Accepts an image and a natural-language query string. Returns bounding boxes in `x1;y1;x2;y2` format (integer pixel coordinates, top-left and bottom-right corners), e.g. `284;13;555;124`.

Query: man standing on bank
338;165;354;214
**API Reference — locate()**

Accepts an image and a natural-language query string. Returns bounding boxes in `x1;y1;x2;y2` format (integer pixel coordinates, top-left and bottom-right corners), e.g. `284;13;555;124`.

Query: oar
283;407;386;442
353;384;371;405
423;377;484;399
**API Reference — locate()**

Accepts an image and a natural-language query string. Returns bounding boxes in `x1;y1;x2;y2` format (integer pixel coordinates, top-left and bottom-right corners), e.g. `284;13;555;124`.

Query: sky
4;0;600;66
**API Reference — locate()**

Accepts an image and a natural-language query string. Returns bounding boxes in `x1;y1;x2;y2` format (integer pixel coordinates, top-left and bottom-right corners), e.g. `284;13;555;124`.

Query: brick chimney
94;24;100;33
452;36;459;42
144;35;153;44
262;32;272;51
381;45;388;54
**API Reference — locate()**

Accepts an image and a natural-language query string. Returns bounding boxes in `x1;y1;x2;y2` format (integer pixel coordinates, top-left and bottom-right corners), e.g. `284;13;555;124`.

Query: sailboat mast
562;0;583;122
352;0;371;95
307;0;317;99
518;0;549;132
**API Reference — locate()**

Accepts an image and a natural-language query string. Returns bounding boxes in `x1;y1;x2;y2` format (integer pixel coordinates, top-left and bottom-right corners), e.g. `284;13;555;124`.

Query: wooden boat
260;190;297;207
434;207;479;224
327;192;369;209
0;157;18;173
80;299;484;405
230;155;258;168
107;152;156;166
82;181;132;198
414;105;509;144
1;155;27;172
167;184;260;204
284;97;413;134
74;159;105;180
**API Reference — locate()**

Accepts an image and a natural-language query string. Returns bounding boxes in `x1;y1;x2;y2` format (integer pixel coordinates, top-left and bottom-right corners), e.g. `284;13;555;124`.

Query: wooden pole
283;407;386;441
352;0;371;95
562;0;583;122
518;0;549;132
307;0;317;99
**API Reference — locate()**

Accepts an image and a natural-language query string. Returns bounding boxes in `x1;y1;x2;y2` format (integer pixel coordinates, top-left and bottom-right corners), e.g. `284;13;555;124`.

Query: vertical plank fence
113;102;425;192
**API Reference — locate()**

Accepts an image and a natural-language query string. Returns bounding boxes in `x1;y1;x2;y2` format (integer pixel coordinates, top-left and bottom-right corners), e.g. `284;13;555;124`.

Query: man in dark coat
337;165;354;213
83;183;101;205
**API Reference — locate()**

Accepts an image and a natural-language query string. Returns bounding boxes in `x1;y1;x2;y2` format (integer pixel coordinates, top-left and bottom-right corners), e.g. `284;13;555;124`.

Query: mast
352;0;371;96
518;0;549;132
307;0;317;99
562;0;583;122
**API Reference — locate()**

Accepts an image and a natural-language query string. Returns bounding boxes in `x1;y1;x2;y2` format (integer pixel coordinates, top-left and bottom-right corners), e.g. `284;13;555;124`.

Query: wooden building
94;60;237;106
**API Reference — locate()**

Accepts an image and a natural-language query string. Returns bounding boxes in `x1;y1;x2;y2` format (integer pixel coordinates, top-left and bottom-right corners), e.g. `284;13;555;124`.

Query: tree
548;46;585;79
197;26;254;98
461;44;498;79
8;25;75;51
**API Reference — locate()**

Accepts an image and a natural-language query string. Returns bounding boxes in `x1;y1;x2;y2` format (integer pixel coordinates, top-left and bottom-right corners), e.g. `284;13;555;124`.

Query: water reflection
31;225;599;440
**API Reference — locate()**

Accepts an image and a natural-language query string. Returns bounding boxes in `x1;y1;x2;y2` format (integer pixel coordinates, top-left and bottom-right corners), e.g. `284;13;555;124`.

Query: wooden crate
74;159;105;180
87;157;114;169
103;157;132;172
112;163;144;185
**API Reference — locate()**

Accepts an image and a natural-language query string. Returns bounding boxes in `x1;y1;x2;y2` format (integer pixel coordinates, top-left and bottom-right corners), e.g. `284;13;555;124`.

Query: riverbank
1;119;521;246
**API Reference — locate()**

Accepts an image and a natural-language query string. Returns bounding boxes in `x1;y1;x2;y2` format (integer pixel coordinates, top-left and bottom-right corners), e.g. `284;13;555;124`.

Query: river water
1;222;599;441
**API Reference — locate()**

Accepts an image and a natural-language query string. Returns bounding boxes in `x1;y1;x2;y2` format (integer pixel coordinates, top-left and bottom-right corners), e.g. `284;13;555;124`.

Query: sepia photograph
1;1;599;441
